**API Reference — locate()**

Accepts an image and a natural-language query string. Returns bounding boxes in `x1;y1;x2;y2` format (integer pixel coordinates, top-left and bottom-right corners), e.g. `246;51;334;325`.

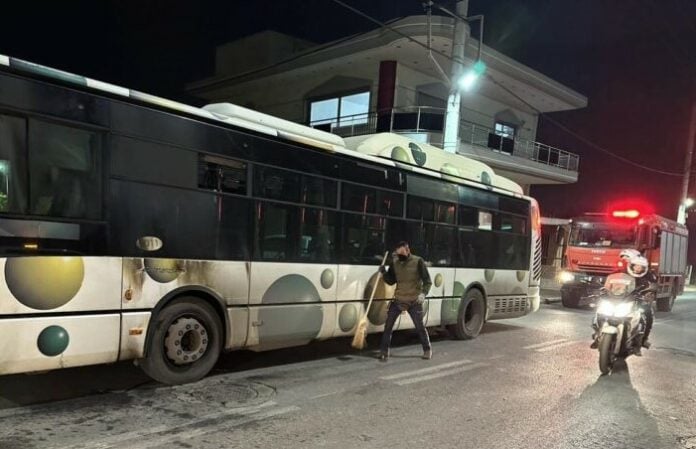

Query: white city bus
0;55;541;384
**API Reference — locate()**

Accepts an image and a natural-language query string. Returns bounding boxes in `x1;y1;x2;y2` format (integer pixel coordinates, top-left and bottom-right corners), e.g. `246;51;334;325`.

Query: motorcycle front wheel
598;334;616;375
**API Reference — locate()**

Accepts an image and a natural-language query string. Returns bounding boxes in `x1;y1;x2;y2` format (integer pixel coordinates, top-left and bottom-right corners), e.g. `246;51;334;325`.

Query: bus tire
140;297;223;385
447;289;485;340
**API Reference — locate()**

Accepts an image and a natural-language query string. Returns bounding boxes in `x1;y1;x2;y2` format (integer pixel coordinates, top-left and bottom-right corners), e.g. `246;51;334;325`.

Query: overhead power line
330;0;684;177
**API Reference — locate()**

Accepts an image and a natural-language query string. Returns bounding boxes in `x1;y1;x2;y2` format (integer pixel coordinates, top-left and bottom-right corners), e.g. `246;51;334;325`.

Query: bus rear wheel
140;298;223;385
447;289;485;340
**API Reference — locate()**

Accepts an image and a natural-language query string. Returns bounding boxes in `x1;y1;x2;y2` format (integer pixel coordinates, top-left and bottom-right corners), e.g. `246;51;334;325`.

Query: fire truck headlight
558;271;575;283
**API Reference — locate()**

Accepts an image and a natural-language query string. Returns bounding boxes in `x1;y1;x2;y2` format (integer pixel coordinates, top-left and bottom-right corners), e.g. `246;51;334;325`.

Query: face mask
397;254;408;261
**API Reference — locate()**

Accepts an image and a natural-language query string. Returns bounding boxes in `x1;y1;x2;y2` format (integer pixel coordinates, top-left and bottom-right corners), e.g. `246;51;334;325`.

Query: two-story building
188;14;587;194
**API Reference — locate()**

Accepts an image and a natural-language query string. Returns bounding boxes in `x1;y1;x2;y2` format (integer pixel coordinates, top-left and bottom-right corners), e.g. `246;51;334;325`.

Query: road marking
380;360;472;381
394;363;489;386
309;389;347;400
52;401;285;449
120;405;300;449
523;338;568;350
535;340;580;352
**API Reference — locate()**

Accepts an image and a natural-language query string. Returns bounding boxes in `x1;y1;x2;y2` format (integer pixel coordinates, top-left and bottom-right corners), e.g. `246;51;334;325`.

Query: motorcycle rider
617;248;641;271
591;251;655;352
626;254;657;354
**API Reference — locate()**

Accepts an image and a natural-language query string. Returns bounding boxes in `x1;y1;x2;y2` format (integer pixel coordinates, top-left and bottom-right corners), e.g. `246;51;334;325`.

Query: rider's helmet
627;255;649;278
619;249;641;260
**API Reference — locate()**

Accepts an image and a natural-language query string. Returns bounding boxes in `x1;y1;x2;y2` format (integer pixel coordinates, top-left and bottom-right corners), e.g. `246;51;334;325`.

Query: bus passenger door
246;203;338;349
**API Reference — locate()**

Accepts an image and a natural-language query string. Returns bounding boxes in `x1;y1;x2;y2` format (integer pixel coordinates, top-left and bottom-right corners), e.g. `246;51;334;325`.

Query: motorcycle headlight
558;271;575;283
613;302;634;318
596;300;614;316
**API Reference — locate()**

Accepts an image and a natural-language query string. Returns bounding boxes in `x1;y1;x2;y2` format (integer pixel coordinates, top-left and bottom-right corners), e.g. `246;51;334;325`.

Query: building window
494;122;516;139
309;91;370;129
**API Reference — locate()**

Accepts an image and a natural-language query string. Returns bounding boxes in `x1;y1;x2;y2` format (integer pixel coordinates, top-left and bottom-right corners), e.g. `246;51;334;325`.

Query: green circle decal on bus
391;146;410;163
259;274;323;342
409;143;427;166
339;304;358;332
37;325;70;356
320;269;334;289
5;257;84;310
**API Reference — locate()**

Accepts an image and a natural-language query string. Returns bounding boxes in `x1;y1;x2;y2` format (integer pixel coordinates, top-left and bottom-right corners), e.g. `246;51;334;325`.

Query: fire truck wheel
656;294;675;312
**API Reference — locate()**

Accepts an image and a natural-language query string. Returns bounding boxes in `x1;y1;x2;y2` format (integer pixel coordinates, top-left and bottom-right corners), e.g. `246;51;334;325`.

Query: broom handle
364;251;390;316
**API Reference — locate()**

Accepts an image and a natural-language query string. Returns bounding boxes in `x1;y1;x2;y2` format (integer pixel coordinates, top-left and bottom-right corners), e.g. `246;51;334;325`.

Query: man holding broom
378;241;432;361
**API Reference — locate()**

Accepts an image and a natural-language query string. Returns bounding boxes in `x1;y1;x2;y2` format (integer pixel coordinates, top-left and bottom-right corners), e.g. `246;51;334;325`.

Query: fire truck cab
559;210;688;311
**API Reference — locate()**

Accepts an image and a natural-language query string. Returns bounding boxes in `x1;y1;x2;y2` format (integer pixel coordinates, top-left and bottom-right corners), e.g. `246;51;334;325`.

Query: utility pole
677;99;696;224
442;0;470;154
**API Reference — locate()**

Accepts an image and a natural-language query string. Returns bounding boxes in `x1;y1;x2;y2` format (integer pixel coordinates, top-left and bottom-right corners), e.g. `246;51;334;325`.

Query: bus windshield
569;223;635;248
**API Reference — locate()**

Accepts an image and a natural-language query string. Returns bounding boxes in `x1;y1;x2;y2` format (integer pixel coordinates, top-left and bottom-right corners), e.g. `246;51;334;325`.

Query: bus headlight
558;271;575;283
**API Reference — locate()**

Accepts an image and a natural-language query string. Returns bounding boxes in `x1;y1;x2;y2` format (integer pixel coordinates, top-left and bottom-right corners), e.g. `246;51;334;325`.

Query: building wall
197;58;540;141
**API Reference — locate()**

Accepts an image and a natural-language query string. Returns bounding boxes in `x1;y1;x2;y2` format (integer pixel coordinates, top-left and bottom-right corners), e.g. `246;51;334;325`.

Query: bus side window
342;214;385;264
0;114;27;214
29;120;102;220
198;154;247;195
299;208;336;263
255;203;295;261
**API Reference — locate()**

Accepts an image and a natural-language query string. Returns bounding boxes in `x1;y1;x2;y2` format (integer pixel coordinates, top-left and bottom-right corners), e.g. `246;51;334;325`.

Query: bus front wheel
140;298;223;385
447;289;485;340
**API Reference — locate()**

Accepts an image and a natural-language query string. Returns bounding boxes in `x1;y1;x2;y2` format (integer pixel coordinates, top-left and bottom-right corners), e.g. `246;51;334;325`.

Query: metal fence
310;106;579;172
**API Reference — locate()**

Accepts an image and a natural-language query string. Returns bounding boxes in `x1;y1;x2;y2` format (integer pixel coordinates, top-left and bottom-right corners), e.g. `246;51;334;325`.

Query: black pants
642;302;654;342
380;301;431;354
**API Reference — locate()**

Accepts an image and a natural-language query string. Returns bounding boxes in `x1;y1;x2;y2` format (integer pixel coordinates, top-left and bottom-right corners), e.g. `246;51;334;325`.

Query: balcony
310;106;579;173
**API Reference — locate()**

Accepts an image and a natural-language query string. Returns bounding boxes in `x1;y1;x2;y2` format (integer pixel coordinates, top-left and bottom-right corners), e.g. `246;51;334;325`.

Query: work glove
416;293;425;305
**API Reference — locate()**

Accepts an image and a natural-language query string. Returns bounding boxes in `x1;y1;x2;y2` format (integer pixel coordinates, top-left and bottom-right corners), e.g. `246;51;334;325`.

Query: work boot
642;339;651;349
422;349;432;360
590;339;599;349
378;352;389;362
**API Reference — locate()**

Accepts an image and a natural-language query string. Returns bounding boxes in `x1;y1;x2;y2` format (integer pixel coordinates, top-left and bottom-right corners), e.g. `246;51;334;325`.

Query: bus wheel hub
164;317;209;365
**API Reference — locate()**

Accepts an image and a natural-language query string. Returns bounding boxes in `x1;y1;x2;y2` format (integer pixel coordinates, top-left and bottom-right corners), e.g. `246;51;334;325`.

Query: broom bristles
351;318;368;349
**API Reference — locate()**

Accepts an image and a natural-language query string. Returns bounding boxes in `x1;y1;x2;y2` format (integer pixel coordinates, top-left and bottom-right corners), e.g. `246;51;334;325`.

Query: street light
457;60;486;91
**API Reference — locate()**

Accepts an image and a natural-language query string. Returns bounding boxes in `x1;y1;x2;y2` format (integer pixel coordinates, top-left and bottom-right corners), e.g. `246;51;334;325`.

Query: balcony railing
310;106;579;172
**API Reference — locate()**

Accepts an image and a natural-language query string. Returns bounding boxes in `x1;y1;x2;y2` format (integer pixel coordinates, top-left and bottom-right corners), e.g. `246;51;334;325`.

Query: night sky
1;0;695;219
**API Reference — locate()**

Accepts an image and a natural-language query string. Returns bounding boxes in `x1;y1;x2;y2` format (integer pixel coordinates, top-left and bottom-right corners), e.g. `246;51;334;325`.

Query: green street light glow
458;60;487;91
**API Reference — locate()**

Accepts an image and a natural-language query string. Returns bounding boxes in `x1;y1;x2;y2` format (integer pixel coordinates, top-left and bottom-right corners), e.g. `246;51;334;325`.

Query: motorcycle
590;272;653;375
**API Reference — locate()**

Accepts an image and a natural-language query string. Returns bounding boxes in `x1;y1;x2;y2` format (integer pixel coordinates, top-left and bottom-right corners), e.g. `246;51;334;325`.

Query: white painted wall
199;58;539;140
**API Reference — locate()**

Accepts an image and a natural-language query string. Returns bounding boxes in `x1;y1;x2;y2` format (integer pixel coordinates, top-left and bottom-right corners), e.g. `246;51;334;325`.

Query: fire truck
559;209;688;311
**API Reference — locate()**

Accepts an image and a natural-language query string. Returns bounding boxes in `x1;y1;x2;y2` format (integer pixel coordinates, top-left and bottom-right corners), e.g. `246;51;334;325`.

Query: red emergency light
611;209;640;219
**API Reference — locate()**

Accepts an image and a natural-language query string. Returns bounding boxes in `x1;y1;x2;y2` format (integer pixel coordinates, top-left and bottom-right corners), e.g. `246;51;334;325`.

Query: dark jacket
382;254;432;303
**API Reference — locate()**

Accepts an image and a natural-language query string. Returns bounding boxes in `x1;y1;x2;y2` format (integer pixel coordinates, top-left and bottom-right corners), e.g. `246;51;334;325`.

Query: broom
352;251;390;350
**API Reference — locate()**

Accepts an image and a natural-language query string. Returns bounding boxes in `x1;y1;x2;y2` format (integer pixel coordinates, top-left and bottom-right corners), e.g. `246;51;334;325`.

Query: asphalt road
1;292;696;449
